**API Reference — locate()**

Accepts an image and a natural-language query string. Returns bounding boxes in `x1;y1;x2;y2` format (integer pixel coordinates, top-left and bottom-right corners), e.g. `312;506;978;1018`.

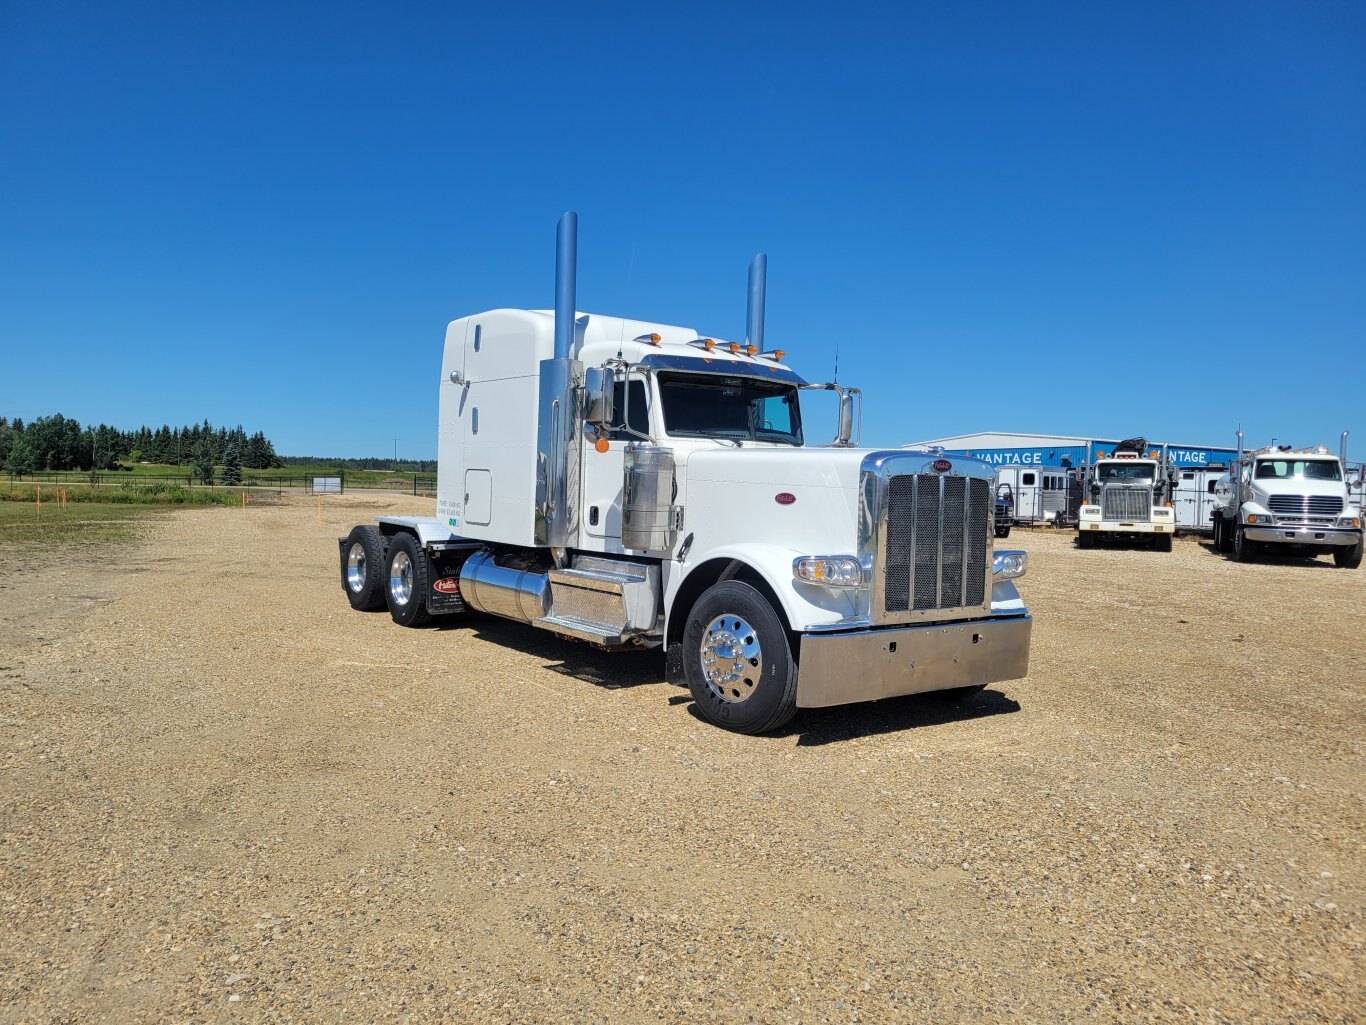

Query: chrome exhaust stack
1341;430;1349;469
536;212;584;565
746;253;767;351
1235;430;1244;507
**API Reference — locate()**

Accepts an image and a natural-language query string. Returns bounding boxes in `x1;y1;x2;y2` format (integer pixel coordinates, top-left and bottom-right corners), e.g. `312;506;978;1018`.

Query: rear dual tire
385;532;434;627
342;526;388;611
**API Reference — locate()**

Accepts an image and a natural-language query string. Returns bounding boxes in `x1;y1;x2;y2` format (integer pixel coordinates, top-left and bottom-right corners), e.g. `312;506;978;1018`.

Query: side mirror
583;367;614;425
836;392;854;446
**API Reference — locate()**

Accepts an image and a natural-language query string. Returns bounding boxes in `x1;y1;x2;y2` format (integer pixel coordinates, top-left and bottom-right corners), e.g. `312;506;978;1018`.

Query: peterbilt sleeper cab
338;213;1034;733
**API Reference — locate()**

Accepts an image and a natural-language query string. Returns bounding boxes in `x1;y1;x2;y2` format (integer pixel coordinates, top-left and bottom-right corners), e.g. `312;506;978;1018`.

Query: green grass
0;501;170;545
9;462;429;487
0;482;240;506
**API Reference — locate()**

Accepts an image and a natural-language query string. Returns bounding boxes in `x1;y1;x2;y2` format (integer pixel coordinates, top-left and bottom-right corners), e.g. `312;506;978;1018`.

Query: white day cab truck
1076;437;1178;550
1211;433;1362;568
338;213;1032;734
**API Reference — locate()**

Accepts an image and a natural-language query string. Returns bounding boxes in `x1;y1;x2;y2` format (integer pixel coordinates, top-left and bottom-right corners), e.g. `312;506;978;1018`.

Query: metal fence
4;471;437;497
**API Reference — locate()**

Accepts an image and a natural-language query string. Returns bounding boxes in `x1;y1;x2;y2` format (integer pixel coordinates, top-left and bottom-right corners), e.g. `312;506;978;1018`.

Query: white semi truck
1211;433;1362;568
338;213;1033;734
1075;438;1177;550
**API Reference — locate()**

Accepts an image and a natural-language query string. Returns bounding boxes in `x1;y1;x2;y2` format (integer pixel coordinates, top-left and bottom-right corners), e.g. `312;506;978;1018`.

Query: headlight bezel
792;555;864;589
992;550;1028;580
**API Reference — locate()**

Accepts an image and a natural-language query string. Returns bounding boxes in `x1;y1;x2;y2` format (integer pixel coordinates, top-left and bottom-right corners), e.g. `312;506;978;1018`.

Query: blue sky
2;1;1362;459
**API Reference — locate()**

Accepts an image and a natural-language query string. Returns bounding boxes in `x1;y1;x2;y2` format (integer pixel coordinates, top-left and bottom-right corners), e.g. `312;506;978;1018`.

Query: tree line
278;455;437;473
0;413;281;482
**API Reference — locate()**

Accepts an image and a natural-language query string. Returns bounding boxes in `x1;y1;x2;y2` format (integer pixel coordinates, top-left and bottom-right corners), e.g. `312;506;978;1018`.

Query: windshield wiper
677;429;745;446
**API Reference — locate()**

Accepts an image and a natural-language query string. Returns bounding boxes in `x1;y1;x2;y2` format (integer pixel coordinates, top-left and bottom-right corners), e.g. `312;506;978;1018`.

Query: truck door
581;375;651;543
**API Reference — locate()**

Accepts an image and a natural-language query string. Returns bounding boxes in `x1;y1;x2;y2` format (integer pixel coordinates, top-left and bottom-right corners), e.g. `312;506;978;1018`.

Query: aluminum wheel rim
346;543;367;593
389;550;413;606
699;614;763;704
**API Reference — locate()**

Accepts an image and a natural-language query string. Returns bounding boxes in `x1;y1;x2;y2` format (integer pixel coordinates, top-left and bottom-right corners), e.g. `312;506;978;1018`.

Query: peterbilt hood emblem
931;459;953;473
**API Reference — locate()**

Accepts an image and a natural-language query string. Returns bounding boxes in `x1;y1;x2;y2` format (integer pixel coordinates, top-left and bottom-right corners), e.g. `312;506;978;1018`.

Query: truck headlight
1340;515;1361;528
793;556;863;588
1247;513;1273;525
992;550;1028;579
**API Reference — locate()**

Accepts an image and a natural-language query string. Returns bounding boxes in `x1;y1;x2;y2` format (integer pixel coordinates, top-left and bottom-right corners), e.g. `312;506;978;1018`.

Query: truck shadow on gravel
685;688;1021;746
1200;545;1341;569
448;614;662;690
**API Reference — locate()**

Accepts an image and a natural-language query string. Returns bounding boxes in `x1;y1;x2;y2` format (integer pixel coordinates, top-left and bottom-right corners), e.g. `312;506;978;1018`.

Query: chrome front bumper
796;615;1032;708
1244;525;1361;547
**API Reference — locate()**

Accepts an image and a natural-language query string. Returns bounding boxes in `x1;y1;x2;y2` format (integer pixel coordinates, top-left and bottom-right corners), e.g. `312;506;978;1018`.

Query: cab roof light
635;332;663;347
728;342;742;354
688;338;716;351
760;349;786;360
745;345;757;356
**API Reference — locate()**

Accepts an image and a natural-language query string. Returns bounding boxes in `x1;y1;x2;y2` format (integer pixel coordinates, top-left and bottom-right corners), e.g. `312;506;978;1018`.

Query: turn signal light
594;438;610;453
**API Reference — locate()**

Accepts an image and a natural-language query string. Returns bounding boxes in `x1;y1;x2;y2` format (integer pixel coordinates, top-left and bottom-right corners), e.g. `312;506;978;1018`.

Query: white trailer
1210;433;1362;567
993;466;1071;525
1171;466;1226;532
338;214;1033;734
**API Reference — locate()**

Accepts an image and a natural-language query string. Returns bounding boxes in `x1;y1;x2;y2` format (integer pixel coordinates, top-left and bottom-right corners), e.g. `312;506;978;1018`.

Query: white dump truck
1076;437;1177;550
338;213;1033;734
1211;433;1362;568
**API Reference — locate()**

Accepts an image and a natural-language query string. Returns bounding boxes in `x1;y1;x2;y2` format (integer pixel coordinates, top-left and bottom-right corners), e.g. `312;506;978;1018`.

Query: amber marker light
746;345;757;355
595;438;610;453
728;342;741;354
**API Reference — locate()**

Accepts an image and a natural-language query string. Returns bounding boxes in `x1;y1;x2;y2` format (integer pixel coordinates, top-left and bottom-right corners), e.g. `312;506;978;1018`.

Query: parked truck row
991;434;1361;569
338;214;1034;734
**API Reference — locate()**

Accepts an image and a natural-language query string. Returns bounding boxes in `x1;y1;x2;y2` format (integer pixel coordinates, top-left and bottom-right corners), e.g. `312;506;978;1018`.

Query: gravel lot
1;493;1361;1023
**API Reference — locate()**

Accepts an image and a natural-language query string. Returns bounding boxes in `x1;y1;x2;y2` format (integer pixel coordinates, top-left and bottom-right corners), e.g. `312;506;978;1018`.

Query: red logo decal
433;577;460;594
775;493;796;505
932;459;953;473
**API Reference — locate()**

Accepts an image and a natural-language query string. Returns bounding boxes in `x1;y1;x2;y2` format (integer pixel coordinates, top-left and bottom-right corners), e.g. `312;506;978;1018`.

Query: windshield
658;373;803;445
1254;459;1342;481
1097;462;1155;483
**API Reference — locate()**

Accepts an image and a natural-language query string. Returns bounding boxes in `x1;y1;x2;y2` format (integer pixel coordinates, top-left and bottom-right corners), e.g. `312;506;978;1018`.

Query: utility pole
392;438;399;471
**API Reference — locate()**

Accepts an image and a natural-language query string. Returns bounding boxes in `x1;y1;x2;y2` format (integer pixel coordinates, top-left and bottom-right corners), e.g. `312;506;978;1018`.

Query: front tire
683;581;798;735
1078;531;1095;549
1156;533;1173;552
1334;537;1363;569
341;526;388;611
385;532;434;627
1215;515;1234;554
1233;524;1257;563
995;522;1011;539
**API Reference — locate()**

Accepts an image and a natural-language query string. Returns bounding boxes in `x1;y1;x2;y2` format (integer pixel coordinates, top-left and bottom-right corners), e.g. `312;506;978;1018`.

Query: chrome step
535;556;660;644
534;613;630;646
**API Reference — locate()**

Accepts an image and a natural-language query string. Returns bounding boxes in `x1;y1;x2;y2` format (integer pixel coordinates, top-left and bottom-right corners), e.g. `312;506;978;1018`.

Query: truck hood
1249;479;1349;499
682;445;868;490
681;446;995;489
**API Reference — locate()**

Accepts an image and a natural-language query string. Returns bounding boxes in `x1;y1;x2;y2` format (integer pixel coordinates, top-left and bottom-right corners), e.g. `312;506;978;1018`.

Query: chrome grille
884;474;989;616
1101;486;1151;522
1267;495;1344;517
